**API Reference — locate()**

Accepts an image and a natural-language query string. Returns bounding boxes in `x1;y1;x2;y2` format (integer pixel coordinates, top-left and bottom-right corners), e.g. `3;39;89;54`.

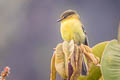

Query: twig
0;66;10;80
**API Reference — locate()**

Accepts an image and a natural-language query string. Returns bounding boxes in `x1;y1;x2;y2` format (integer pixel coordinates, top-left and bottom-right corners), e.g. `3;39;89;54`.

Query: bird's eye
64;16;67;18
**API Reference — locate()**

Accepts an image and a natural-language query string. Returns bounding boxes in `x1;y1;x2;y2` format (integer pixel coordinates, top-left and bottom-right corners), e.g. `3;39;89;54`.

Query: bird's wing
82;25;89;46
85;36;89;46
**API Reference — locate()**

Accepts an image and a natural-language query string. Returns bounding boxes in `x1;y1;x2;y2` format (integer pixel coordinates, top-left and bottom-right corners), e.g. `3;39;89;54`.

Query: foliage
78;41;109;80
101;40;120;80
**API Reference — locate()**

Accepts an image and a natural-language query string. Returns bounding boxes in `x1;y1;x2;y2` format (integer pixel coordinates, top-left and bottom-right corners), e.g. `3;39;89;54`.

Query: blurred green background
0;0;120;80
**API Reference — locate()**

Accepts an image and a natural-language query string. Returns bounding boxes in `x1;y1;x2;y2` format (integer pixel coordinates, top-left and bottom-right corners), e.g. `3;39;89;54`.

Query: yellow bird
57;10;89;76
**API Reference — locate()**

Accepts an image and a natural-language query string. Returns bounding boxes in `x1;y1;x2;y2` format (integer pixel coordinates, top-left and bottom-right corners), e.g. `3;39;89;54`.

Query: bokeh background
0;0;120;80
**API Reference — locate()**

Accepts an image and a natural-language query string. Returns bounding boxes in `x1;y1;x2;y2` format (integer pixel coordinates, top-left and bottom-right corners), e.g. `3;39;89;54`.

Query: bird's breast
60;19;85;43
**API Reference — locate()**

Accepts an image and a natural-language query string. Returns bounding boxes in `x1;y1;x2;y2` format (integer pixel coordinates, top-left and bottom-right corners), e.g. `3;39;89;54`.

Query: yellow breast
60;18;85;44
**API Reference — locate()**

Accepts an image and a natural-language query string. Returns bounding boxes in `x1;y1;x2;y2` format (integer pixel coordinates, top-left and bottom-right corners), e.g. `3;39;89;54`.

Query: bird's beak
57;17;64;22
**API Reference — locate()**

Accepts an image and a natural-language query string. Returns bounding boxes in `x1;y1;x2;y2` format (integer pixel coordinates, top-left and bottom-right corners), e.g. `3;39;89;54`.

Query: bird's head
57;10;79;22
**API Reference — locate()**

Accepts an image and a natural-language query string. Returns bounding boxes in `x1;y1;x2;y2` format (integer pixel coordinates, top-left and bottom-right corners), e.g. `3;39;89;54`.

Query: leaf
50;53;56;80
62;40;75;78
101;40;120;80
78;41;109;80
92;41;109;58
54;43;67;79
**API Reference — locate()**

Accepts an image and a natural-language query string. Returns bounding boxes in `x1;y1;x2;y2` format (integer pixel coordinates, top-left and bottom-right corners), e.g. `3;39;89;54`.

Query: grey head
57;10;78;22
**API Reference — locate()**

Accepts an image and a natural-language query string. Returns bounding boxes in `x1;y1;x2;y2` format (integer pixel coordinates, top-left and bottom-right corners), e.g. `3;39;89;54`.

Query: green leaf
78;41;109;80
101;40;120;80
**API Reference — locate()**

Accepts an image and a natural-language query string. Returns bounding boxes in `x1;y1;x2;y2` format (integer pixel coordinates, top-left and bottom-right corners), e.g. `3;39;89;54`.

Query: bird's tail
81;55;88;75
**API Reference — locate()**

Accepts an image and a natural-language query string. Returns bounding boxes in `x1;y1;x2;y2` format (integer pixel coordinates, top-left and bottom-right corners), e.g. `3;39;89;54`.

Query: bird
57;10;89;76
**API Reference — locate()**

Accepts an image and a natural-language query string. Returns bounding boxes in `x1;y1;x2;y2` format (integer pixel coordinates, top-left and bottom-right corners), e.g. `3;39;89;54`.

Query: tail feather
81;57;88;75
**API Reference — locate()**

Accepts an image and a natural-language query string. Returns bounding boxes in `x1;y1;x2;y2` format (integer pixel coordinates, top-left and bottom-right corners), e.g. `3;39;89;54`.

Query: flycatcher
57;10;89;76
